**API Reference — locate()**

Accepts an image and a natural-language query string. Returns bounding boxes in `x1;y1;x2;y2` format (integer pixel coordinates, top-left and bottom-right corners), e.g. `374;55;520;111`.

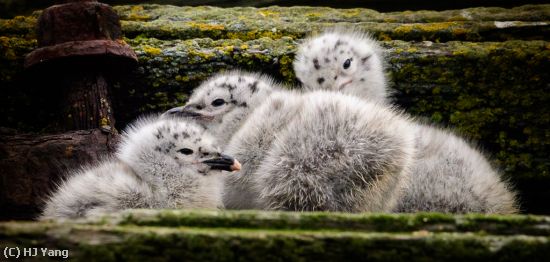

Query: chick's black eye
343;58;352;69
178;148;194;155
211;98;225;107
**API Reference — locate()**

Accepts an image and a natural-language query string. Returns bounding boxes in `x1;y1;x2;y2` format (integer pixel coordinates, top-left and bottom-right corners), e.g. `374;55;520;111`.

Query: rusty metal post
24;0;137;132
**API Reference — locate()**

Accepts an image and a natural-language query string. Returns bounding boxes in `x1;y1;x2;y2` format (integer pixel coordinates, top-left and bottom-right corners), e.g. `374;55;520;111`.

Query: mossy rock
1;210;549;261
105;209;550;236
115;5;550;42
1;5;549;42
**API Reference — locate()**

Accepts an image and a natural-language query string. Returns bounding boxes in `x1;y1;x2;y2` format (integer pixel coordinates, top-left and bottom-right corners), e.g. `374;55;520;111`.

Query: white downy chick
293;28;518;214
294;29;389;103
41;116;240;220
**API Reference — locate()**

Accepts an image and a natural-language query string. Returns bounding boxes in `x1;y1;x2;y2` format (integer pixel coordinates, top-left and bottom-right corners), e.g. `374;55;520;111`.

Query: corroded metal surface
25;0;136;68
24;39;137;68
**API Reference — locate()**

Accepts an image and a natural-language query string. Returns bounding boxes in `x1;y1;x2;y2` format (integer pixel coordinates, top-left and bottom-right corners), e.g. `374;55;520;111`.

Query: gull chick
41;117;240;220
294;29;389;103
293;28;518;214
163;71;279;148
164;71;286;209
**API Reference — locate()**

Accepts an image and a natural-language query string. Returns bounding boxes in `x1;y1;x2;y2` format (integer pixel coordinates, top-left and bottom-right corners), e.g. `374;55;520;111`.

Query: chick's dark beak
202;154;241;172
162;106;203;118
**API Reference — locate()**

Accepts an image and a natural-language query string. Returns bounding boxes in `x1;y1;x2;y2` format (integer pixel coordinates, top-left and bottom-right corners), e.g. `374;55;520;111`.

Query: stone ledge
116;5;550;42
1;210;549;261
1;5;549;42
102;209;550;236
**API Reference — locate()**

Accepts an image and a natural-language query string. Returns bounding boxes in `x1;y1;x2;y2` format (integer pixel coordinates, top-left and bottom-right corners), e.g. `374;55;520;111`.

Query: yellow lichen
378;33;392;41
449;15;468;21
185;22;225;31
452;28;468;36
188;49;215;60
395;22;462;34
258;10;280;18
258;30;284;40
0;37;18;60
246;31;257;40
127;5;151;21
343;9;361;17
100;117;110;127
175;75;191;82
306;12;321;18
142;45;162;55
417;22;461;32
394;25;413;34
226;32;240;39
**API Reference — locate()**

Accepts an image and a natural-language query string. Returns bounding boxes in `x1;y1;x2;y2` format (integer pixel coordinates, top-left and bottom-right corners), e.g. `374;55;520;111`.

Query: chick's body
247;91;415;211
396;123;517;213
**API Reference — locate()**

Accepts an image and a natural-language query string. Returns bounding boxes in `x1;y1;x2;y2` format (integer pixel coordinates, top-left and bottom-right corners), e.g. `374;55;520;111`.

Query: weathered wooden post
0;0;138;220
24;0;137;132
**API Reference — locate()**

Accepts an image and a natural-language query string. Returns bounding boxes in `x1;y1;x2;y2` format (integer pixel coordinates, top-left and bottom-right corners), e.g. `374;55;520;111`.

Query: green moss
3;5;549;42
2;211;550;261
101;210;550;236
113;5;549;42
125;5;152;22
124;36;297;97
0;36;36;83
73;230;550;261
386;40;550;180
279;54;296;81
0;14;38;38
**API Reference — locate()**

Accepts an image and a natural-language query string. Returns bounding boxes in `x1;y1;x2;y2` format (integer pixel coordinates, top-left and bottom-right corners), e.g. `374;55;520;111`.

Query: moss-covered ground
1;210;549;261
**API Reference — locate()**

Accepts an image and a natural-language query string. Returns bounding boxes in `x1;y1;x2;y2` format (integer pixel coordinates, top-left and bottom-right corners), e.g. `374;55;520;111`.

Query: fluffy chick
293;29;389;103
293;28;518;214
41;117;240;220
